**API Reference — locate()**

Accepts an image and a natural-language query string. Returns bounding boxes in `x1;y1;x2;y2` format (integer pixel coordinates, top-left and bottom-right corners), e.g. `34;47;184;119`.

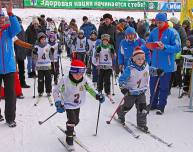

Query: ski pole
33;77;36;98
94;103;101;136
106;95;125;124
147;76;160;114
112;70;115;96
38;112;57;125
59;56;64;76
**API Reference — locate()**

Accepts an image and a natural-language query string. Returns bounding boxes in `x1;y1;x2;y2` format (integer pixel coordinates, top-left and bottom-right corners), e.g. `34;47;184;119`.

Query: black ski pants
97;69;112;95
37;70;52;94
0;73;16;123
66;108;80;145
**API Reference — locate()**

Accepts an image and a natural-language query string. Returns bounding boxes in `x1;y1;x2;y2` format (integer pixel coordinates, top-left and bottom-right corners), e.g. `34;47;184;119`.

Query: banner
180;0;193;27
159;2;181;11
23;0;159;10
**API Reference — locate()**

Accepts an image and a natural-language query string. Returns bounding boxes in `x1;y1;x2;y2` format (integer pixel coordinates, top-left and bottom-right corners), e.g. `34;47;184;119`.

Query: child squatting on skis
53;59;105;151
117;47;164;132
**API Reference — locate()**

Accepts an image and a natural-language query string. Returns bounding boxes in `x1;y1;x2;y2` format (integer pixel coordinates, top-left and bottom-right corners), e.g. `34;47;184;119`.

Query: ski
127;121;173;147
47;96;53;106
113;117;140;139
58;137;75;152
57;126;91;152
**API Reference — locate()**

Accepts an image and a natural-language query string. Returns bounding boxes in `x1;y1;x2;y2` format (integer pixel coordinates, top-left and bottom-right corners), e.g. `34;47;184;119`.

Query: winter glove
50;47;55;54
157;69;164;77
33;48;38;55
121;88;129;95
55;100;65;113
96;93;105;104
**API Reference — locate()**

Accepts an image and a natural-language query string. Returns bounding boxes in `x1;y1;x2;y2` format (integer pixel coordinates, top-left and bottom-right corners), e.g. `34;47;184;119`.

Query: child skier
48;32;62;85
95;34;115;100
53;59;105;151
117;47;163;131
72;30;88;62
67;31;77;59
33;32;52;97
87;30;97;77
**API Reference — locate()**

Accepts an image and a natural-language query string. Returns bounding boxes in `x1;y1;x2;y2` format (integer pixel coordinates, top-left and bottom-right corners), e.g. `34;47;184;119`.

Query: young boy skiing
95;34;115;100
117;47;163;132
72;30;88;62
33;32;52;98
48;32;62;85
53;59;105;151
87;30;97;77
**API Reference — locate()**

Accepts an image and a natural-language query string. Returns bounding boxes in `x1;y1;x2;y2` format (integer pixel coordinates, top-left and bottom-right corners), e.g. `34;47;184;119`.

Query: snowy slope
0;9;192;152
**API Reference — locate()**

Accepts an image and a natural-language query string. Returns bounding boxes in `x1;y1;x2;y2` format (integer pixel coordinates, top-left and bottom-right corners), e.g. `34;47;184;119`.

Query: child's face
78;33;84;38
133;54;145;66
102;39;109;45
49;37;55;42
40;37;46;44
186;40;191;47
90;34;97;40
72;73;83;80
126;34;136;41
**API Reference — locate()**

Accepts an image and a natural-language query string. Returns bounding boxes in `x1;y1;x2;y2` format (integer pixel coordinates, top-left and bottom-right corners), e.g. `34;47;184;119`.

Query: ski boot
137;125;149;133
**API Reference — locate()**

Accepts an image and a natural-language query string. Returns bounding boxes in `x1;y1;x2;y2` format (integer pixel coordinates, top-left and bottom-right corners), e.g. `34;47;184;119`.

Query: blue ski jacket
0;15;21;74
142;27;181;72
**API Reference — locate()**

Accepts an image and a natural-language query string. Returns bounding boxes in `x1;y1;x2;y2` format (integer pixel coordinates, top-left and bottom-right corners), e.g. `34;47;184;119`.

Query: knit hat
38;32;46;41
155;12;167;22
90;30;97;36
119;18;126;23
70;60;86;74
32;17;39;25
124;27;136;35
101;34;110;41
103;13;112;20
170;17;179;25
133;47;145;57
78;30;84;35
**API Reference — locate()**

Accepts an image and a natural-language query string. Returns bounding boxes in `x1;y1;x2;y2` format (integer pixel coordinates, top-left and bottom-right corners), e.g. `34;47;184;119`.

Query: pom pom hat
70;60;86;74
133;46;145;57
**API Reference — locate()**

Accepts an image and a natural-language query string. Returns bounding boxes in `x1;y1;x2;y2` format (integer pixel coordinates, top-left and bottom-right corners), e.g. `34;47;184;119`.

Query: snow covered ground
0;9;192;152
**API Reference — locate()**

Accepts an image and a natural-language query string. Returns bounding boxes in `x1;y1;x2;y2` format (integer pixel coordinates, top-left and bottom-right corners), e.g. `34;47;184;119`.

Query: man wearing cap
80;16;97;39
142;12;181;115
97;13;116;48
0;0;21;127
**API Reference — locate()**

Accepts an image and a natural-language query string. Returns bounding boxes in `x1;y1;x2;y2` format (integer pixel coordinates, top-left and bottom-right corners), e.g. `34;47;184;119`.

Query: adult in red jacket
0;0;21;127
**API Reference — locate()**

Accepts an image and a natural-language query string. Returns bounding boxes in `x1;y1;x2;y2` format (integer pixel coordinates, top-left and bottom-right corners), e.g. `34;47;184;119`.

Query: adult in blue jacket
0;1;21;127
142;12;181;115
118;26;150;71
80;16;97;39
